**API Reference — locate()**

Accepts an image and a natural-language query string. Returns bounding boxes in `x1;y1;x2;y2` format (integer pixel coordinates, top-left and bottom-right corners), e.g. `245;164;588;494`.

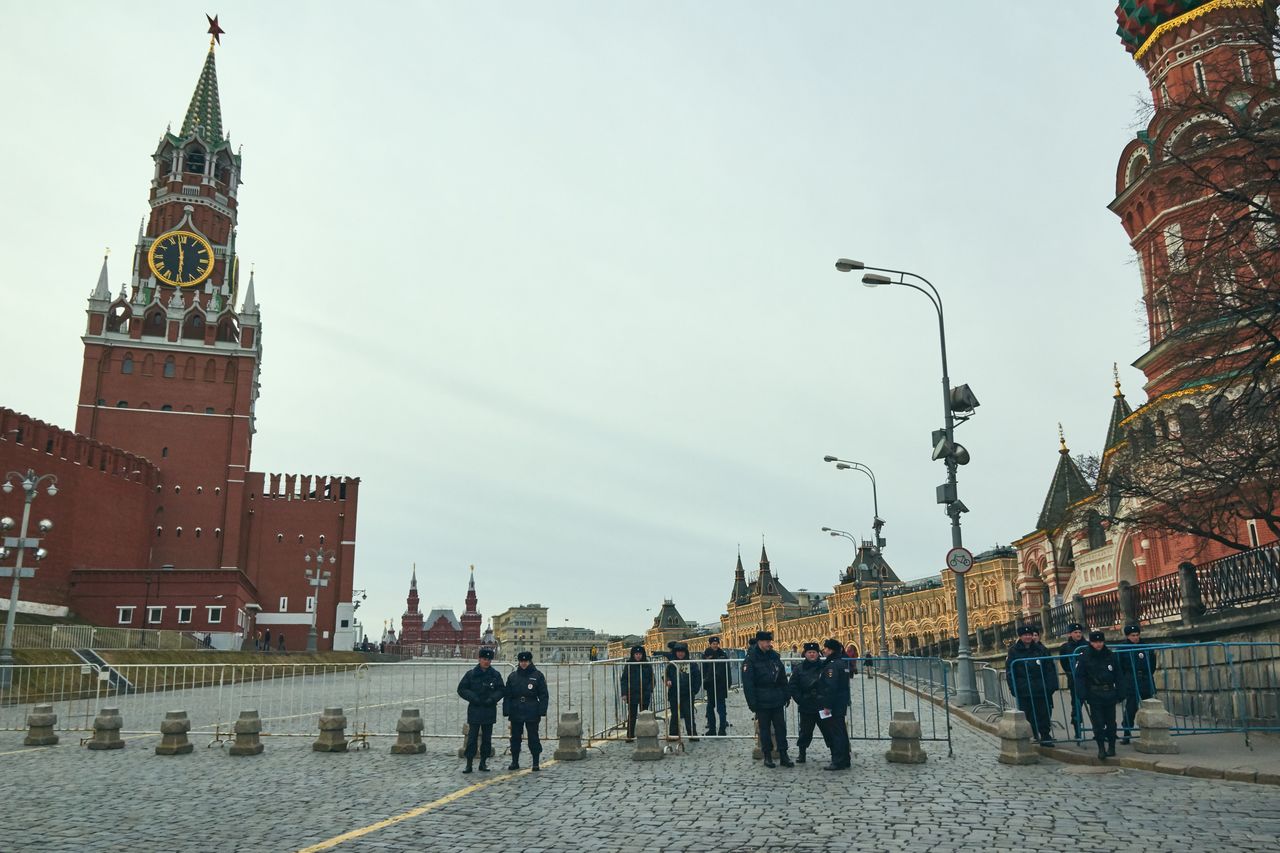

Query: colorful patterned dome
1115;1;1212;54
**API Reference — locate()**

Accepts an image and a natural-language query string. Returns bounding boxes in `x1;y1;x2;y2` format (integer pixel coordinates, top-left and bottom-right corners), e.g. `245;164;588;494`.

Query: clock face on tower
147;229;215;287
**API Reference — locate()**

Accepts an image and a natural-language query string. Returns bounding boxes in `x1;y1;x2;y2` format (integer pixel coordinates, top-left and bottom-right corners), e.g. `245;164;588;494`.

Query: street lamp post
821;527;889;657
0;469;58;687
303;546;336;653
835;258;981;706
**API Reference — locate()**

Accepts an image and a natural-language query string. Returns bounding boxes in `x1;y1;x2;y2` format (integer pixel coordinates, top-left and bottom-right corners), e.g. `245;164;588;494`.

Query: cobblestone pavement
1;676;1277;852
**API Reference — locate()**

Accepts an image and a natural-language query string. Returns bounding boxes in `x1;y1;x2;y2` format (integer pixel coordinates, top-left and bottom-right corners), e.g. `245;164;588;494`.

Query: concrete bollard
631;710;664;761
553;711;587;761
1133;698;1179;754
155;710;194;756
87;707;125;750
456;724;496;759
229;709;265;756
884;710;927;764
313;706;349;753
996;710;1040;765
391;708;426;755
24;703;58;746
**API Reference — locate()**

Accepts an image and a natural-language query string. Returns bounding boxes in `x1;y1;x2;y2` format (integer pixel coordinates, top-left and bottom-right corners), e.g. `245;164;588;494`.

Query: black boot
463;758;473;774
796;748;806;764
763;754;777;768
508;755;520;771
478;758;490;772
1107;740;1116;757
779;754;795;768
1097;742;1107;760
532;755;541;772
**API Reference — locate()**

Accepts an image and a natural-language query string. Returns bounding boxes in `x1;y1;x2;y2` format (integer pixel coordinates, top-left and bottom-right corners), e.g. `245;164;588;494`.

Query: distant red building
398;567;483;657
0;33;360;650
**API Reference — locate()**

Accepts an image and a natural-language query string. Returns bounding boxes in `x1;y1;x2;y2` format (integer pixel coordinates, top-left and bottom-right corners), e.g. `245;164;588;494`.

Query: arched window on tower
216;315;239;343
1086;512;1106;549
183;357;195;380
203;359;216;381
224;359;236;383
185;146;206;175
1194;60;1207;94
141;354;155;376
163;356;176;378
1177;403;1201;439
1240;50;1253;83
143;308;166;338
121;354;134;375
182;312;205;340
106;304;130;333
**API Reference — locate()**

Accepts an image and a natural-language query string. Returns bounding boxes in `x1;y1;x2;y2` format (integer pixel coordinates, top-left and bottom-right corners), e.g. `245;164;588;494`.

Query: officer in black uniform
1005;624;1058;746
457;647;505;773
620;644;654;741
664;641;702;739
1116;623;1158;744
1075;630;1120;759
819;638;852;770
503;650;549;771
1058;622;1089;740
743;630;792;768
788;642;827;763
701;636;731;736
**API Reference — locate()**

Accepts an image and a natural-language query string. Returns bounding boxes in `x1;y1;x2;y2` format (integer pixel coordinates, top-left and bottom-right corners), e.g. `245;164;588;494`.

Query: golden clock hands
178;240;185;282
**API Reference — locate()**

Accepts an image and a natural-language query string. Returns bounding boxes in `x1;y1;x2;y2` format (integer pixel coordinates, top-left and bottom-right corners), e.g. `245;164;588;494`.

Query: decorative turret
89;252;112;305
400;564;424;648
460;565;482;646
1035;426;1094;533
729;550;749;605
181;35;225;140
1104;364;1135;452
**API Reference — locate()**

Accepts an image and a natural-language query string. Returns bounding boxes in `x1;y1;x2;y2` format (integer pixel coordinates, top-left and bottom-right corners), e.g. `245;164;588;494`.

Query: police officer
619;644;654;741
819;638;852;770
1058;622;1089;740
701;636;731;736
1116;623;1158;744
787;642;827;763
664;641;702;739
1005;625;1058;746
503;650;549;771
742;630;792;768
457;647;505;773
1075;630;1120;760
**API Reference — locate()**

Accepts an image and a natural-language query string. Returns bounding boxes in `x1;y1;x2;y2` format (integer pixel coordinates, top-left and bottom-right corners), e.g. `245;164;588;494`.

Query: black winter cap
517;651;533;662
478;648;495;659
1067;623;1083;633
802;642;821;652
824;639;844;653
1089;631;1106;642
1124;624;1141;634
755;631;773;642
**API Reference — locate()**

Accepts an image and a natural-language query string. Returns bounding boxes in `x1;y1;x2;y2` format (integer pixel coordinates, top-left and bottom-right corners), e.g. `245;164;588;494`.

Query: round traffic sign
945;546;974;574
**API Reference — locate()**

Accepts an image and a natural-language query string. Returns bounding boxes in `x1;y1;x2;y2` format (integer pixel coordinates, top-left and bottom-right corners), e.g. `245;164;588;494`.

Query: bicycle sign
945;546;974;574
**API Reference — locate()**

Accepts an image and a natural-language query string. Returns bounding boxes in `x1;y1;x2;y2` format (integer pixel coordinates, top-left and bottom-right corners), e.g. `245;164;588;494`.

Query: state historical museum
0;29;361;650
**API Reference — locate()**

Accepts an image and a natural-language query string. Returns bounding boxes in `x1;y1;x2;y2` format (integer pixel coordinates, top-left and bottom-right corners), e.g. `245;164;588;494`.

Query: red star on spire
206;14;225;45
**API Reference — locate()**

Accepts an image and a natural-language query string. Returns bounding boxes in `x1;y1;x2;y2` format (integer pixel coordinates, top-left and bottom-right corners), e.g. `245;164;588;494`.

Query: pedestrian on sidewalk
457;647;504;773
788;642;828;764
743;630;792;768
278;632;286;653
620;645;654;742
819;638;852;770
1116;623;1159;744
263;628;272;654
664;642;702;740
1058;622;1089;740
1005;625;1058;746
503;651;548;771
1075;630;1120;759
701;636;731;736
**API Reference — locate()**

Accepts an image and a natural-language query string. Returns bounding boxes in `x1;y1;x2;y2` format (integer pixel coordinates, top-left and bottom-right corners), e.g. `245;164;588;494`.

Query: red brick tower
1110;0;1279;396
460;566;482;646
76;35;257;574
400;565;424;648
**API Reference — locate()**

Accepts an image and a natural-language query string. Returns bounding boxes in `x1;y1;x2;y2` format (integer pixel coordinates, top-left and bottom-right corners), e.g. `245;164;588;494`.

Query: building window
163;357;176;378
1248;519;1261;548
161;404;173;412
1159;83;1169;106
177;606;194;624
116;400;128;408
1240;50;1252;83
306;596;316;613
121;355;134;374
1194;60;1206;93
279;596;289;612
207;606;224;624
117;606;135;625
147;606;165;625
1164;223;1186;271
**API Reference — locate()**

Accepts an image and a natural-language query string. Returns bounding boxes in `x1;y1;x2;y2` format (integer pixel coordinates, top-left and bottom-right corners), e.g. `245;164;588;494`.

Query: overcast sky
2;2;1151;638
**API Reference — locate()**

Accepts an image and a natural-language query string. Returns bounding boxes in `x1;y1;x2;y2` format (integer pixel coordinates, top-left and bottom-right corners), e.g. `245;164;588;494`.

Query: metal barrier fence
996;641;1280;747
0;655;953;755
9;623;209;651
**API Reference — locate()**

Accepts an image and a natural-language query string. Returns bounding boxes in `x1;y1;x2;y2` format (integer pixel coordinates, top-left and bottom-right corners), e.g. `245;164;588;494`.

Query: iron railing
1136;571;1182;622
1199;543;1280;611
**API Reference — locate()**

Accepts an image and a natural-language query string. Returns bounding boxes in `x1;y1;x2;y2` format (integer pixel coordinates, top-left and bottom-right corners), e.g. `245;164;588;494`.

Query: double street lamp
835;257;981;706
0;469;58;688
822;526;889;658
303;546;336;653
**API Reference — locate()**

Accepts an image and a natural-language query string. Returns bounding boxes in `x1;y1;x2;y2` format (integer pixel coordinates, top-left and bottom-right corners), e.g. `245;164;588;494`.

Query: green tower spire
180;42;223;140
